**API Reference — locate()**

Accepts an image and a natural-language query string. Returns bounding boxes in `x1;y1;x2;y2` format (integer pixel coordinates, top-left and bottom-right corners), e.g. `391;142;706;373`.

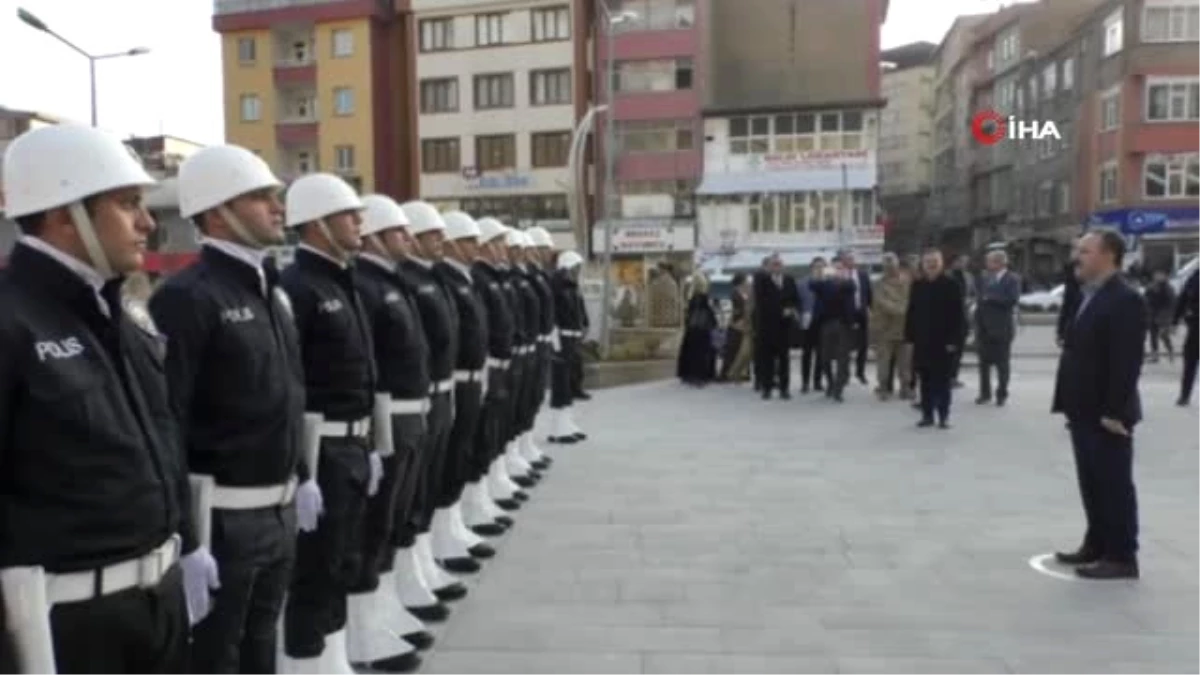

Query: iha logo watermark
970;109;1061;145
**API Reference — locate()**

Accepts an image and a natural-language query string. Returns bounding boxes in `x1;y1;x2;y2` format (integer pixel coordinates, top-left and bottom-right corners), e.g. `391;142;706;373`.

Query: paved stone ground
418;359;1199;674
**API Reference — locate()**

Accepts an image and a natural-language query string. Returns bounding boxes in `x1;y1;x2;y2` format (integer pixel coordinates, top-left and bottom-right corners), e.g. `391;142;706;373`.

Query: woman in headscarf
676;273;718;386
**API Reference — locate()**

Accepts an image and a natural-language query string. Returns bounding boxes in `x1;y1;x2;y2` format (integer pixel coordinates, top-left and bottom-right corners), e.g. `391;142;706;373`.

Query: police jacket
471;262;515;360
399;257;459;383
149;245;307;488
280;246;376;422
526;265;556;338
511;265;541;347
552;269;585;332
355;254;431;400
0;243;195;570
436;260;488;371
501;267;528;347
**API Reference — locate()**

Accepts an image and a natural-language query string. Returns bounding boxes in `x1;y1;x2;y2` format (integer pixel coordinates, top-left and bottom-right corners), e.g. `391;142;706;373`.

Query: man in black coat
809;259;856;402
973;249;1021;406
1051;230;1146;580
904;249;965;428
1057;255;1082;347
839;250;874;384
753;253;801;400
1174;268;1199;406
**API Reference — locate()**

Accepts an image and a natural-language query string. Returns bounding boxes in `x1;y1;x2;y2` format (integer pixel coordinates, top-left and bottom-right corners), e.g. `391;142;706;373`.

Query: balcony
273;32;316;84
275;90;318;145
214;0;333;17
278;147;319;179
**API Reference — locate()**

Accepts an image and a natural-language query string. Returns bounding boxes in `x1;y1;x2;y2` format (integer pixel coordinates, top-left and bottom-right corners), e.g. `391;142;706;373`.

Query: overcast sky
0;0;1025;144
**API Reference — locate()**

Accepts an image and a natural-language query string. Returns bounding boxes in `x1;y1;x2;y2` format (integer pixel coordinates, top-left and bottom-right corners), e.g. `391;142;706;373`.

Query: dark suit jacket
1175;269;1199;327
904;273;965;368
1056;262;1082;342
851;268;872;319
974;269;1021;343
1052;274;1146;429
753;271;800;347
810;277;856;326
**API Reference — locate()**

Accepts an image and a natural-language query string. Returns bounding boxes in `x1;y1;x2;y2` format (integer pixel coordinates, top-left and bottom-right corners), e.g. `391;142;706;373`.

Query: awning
696;167;876;196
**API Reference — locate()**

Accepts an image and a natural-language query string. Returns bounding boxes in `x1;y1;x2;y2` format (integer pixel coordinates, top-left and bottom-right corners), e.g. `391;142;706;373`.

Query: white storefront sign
591;220;696;254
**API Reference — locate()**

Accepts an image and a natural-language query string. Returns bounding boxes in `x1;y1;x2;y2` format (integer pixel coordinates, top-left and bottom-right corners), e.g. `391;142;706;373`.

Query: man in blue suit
974;249;1021;405
1052;230;1146;580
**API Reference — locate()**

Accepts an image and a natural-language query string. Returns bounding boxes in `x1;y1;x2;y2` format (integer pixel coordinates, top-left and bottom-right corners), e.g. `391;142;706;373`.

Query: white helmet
2;124;155;219
557;250;584;270
285;173;363;228
441;210;482;241
476;216;508;243
360;194;409;238
505;228;527;248
399;201;446;236
526;226;554;247
178;145;281;219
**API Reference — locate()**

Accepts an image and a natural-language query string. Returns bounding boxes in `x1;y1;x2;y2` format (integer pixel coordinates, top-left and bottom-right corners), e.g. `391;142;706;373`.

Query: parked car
1019;284;1064;312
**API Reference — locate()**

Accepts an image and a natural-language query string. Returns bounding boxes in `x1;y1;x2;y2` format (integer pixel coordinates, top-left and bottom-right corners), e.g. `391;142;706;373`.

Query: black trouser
719;328;744;379
918;359;953;422
977;338;1012;400
355;411;422;588
569;338;586;396
284;435;370;658
535;340;551;410
193;504;296;673
550;338;577;408
50;562;188;673
800;326;823;390
1068;420;1139;561
754;336;789;394
475;366;510;479
411;391;453;533
387;412;428;551
512;348;535;436
438;380;483;508
950;328;967;382
1182;323;1199;402
819;321;851;396
1149;323;1174;356
851;314;869;379
505;354;526;447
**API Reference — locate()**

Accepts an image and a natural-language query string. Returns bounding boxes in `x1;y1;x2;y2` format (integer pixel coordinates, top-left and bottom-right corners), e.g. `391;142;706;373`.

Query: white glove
180;547;220;626
296;479;324;532
551;329;563;353
368;451;383;497
801;312;813;330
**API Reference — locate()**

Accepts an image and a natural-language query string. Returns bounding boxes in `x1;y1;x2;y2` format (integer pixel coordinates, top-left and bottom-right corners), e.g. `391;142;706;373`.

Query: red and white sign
757;149;872;171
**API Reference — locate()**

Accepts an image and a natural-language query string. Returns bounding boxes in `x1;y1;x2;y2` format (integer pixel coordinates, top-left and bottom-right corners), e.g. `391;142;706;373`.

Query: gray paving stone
420;364;1198;674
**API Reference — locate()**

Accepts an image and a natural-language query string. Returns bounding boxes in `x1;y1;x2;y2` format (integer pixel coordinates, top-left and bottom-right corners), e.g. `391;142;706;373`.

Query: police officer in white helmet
516;227;556;469
548;250;590;443
0;124;194;672
147;144;311;673
503;230;546;485
278;173;383;674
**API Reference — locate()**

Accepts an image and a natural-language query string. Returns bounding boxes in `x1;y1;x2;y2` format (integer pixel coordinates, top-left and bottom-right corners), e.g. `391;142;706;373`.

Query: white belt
389;398;430;414
454;369;485;383
537;333;552;343
561;329;583;338
318;417;370;438
213;477;297;510
486;357;511;370
430;379;454;394
45;536;180;605
519;345;534;355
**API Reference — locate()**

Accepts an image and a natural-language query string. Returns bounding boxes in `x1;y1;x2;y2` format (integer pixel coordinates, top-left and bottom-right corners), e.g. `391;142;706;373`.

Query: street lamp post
17;8;150;127
596;2;637;360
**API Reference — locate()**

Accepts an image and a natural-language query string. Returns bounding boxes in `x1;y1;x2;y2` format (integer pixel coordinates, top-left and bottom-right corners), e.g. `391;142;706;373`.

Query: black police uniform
497;267;530;495
397;258;459;546
571;273;590;397
551;266;586;412
471;260;516;503
510;266;543;468
279;246;376;659
526;263;556;446
149;243;305;674
0;241;191;673
353;254;431;589
434;260;490;533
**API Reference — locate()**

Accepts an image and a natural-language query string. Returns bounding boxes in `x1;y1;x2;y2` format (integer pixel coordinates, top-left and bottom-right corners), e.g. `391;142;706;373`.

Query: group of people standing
0;124;592;674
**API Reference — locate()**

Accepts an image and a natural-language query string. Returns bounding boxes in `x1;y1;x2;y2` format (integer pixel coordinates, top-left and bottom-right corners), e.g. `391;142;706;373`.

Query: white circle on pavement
1028;552;1083;581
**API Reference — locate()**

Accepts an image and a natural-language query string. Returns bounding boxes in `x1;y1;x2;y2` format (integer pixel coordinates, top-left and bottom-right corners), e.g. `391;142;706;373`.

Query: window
1099;163;1119;203
530;69;571;105
531;6;570;41
332;29;353;57
1103;9;1124;56
1042;63;1057;95
1100;87;1121;130
237;37;256;63
475;134;516;170
615;119;695;152
296;151;313;173
419;18;453;52
1145;78;1200;121
421;138;460;173
1062;57;1075;90
1142;1;1200;43
474;73;514;109
531;131;571;167
334;145;355;172
420;78;459;114
614;58;692;92
1037;137;1058;159
612;0;694;31
333;87;354;116
1036;181;1054;216
728;116;770;154
1143;153;1200;198
1059;181;1072;214
736;110;863;153
476;13;505;47
240;94;261;122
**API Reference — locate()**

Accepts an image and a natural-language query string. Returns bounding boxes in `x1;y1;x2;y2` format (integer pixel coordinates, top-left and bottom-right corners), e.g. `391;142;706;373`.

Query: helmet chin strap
317;219;347;263
68;201;115;280
218;205;263;249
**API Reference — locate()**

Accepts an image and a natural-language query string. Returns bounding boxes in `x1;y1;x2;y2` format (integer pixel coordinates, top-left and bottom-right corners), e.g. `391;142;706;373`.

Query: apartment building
592;0;703;278
878;41;936;253
212;0;417;197
413;0;588;248
695;0;889;273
